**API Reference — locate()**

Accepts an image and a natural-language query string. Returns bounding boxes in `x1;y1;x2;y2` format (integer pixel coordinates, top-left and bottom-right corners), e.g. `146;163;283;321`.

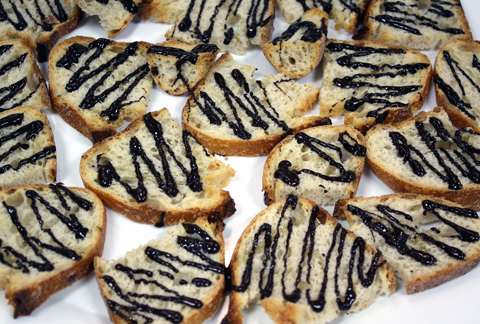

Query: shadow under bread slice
334;193;480;294
182;52;331;156
262;8;328;79
354;0;472;50
320;39;431;134
434;39;480;132
80;108;235;227
365;108;480;210
0;183;106;317
48;36;153;143
263;125;366;207
0;106;56;188
223;196;395;324
0;0;81;61
95;217;225;324
0;40;51;111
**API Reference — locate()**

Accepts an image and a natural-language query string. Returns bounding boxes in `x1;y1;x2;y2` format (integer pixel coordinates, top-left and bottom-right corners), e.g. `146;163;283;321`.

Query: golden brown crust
3;185;106;317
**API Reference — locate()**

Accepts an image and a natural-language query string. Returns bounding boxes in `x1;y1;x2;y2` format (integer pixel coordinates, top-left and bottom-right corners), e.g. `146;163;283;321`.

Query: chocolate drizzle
272;17;327;45
0;112;56;174
102;223;224;324
97;112;204;202
347;199;479;265
0;184;93;273
274;131;364;187
389;116;480;190
56;39;149;121
326;41;429;123
95;0;139;14
231;196;383;312
293;0;361;16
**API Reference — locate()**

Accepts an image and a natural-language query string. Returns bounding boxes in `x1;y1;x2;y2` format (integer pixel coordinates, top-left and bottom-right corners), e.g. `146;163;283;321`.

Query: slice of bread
224;196;395;324
182;52;331;156
320;39;432;133
434;39;480;133
80;108;235;226
49;36;153;143
148;0;274;55
334;193;480;294
95;217;225;324
66;0;145;37
365;108;480;210
0;183;106;317
275;0;368;33
354;0;472;50
263;125;366;207
0;40;51;111
0;0;81;61
0;106;56;188
147;40;219;95
262;8;328;79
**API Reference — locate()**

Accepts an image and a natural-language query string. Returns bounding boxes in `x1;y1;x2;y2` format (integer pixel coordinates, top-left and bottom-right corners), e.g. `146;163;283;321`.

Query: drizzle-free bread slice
334;193;480;294
262;8;328;79
95;217;225;324
263;125;366;207
434;39;480;133
49;36;153;143
148;0;274;55
275;0;368;33
366;108;480;209
0;183;106;317
224;196;395;324
182;52;330;156
354;0;472;50
0;106;56;188
0;0;81;61
80;108;235;226
147;41;219;95
66;0;145;37
320;39;432;133
0;40;51;111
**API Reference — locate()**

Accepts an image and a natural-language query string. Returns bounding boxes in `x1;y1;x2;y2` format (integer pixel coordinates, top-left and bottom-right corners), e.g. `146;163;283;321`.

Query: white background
1;0;480;323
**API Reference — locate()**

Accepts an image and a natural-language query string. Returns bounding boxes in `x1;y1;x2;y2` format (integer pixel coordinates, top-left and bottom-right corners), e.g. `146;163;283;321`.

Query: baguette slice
366;108;480;209
320;39;432;133
0;183;106;317
66;0;145;37
80;108;235;226
147;41;219;95
148;0;274;55
0;0;81;61
0;106;56;188
49;36;153;143
0;40;51;111
262;8;328;79
275;0;367;33
95;217;225;324
224;196;395;324
263;125;366;206
354;0;472;50
434;39;480;133
182;52;331;156
334;193;480;294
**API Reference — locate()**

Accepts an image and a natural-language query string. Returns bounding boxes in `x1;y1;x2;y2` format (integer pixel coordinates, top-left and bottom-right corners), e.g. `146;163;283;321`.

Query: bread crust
2;184;107;317
334;193;480;294
366;108;480;209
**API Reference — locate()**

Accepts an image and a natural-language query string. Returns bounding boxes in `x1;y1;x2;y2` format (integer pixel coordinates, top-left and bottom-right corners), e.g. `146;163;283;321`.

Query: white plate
2;1;480;323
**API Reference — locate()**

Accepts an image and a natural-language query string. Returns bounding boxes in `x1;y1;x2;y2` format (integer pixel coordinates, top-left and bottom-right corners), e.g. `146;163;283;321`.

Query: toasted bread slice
366;108;480;209
334;193;480;294
182;52;330;156
0;183;106;317
320;39;432;133
95;217;225;324
80;108;235;226
224;196;395;324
